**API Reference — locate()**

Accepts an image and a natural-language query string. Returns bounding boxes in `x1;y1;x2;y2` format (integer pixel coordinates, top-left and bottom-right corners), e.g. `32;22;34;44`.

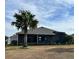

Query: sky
5;0;74;36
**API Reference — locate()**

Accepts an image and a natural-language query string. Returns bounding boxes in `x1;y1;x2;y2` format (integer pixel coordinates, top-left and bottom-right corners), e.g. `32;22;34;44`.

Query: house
10;27;67;45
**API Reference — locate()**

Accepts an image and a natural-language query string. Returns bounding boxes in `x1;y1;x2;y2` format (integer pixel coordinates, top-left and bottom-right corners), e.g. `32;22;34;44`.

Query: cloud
6;0;74;36
5;21;18;36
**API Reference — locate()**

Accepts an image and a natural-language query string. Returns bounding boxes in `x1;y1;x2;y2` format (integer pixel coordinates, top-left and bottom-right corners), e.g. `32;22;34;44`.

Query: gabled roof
17;27;56;35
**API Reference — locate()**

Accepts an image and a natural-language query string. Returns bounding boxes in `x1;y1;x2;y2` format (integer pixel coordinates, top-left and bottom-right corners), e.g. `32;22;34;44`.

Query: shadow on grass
6;46;30;51
46;48;74;53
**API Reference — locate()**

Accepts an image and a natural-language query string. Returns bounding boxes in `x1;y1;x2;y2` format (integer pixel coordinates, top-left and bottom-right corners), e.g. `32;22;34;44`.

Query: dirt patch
6;45;74;59
46;48;74;53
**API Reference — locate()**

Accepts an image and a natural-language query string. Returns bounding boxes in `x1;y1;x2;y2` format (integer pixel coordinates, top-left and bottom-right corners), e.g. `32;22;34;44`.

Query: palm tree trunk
23;34;27;47
25;34;28;47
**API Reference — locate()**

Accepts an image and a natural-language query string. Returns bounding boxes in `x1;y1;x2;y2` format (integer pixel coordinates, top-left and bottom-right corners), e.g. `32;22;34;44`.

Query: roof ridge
38;26;56;31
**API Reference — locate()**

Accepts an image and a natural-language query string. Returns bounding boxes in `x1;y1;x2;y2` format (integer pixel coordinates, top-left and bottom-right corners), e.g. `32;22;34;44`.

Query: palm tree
11;10;38;47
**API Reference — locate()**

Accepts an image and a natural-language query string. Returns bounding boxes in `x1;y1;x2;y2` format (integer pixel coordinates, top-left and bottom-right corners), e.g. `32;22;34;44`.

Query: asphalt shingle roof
17;27;56;35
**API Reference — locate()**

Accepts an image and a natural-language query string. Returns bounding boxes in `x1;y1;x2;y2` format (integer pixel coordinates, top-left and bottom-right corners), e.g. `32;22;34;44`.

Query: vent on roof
40;27;44;28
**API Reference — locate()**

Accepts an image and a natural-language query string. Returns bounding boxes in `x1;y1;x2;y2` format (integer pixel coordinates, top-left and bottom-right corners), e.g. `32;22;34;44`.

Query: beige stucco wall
10;34;18;42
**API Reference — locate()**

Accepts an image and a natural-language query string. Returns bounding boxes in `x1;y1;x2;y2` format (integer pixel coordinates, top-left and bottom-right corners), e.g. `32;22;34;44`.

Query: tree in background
65;34;74;44
5;36;8;46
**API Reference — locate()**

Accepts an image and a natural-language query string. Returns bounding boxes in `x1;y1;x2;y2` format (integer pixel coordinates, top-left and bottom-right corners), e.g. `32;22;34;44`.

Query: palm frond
11;10;38;32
